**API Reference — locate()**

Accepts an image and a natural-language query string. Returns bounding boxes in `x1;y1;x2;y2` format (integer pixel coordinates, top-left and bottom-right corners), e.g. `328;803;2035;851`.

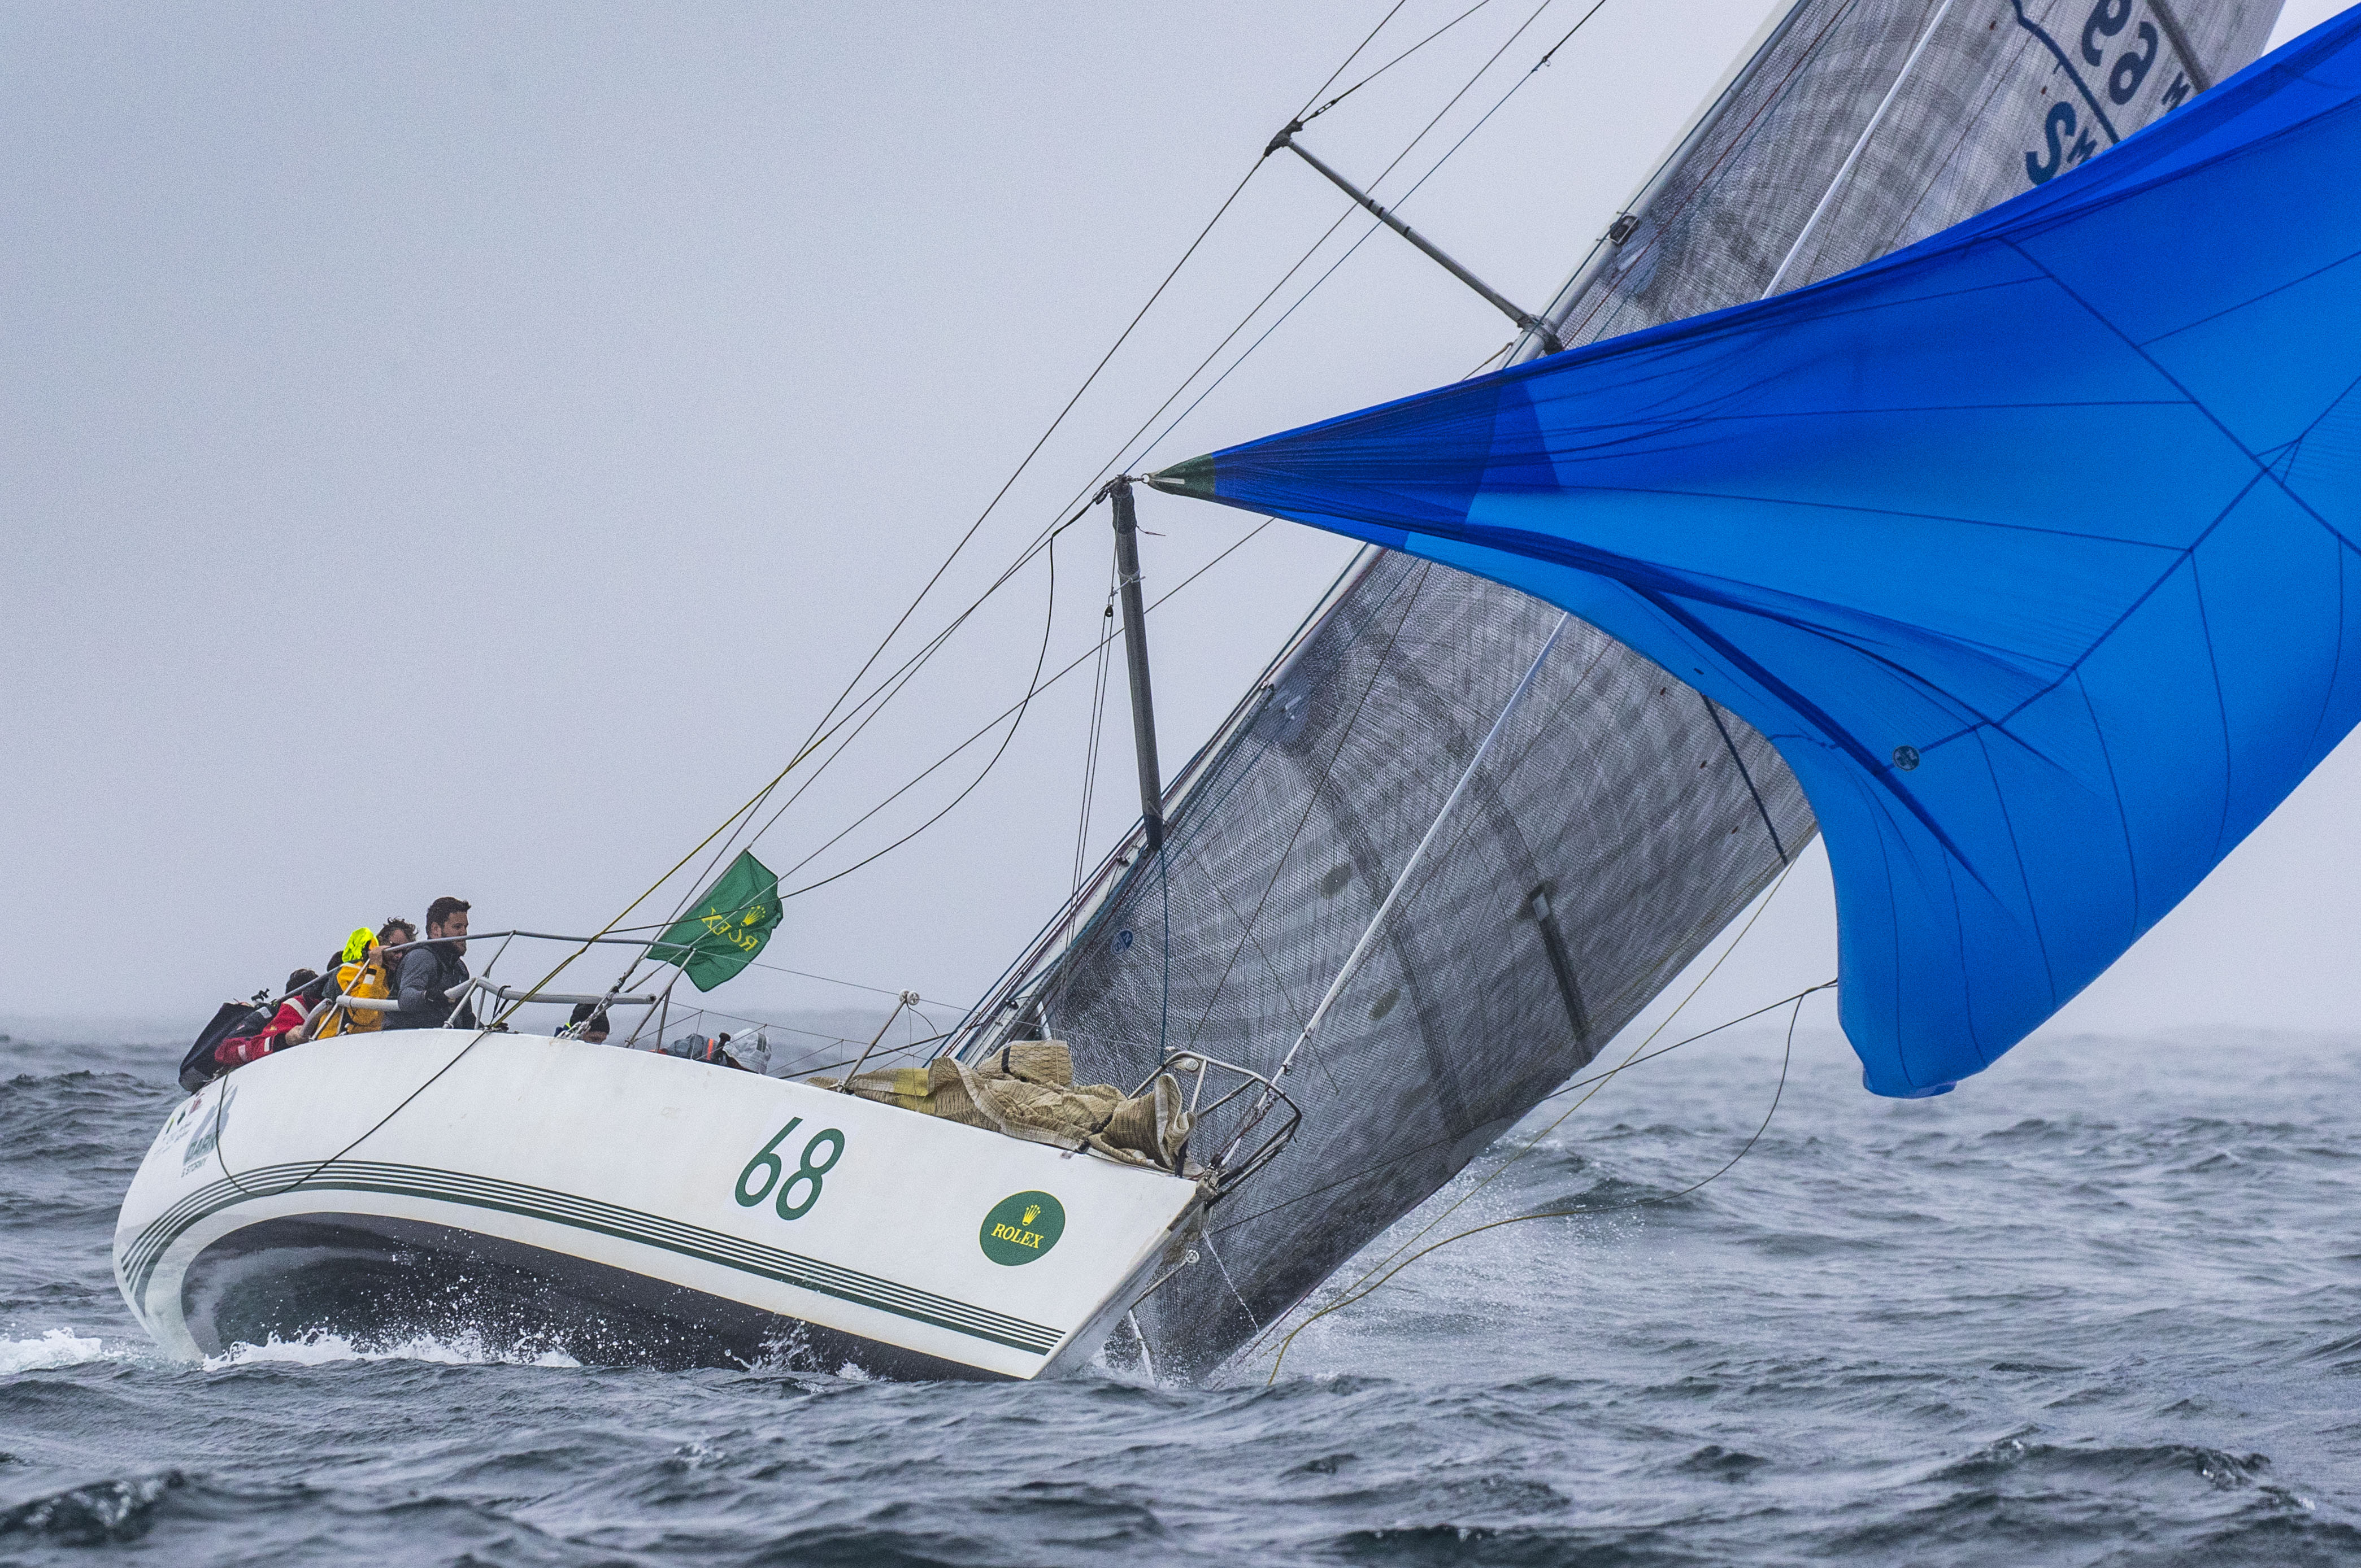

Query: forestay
963;0;2281;1379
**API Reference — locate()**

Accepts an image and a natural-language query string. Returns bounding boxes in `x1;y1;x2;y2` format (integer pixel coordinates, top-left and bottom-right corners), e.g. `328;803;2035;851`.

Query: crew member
212;969;324;1072
387;897;474;1031
314;919;414;1040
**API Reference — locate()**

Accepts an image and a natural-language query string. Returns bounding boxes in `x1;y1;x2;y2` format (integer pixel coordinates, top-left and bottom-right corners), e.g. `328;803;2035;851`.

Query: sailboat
116;0;2294;1380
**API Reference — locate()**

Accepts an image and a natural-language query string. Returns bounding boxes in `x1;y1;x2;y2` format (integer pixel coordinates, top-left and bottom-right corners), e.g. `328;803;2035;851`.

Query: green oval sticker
979;1190;1066;1266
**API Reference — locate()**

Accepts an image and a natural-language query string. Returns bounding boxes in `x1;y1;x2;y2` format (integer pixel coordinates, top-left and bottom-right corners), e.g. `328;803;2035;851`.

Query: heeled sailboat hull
115;1032;1203;1377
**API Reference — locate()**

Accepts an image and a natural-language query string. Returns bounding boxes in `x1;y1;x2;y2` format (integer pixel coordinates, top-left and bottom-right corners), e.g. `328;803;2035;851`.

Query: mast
1107;478;1164;853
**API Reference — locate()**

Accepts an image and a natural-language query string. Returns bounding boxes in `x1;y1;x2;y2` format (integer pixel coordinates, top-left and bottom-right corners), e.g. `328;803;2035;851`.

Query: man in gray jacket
387;896;475;1031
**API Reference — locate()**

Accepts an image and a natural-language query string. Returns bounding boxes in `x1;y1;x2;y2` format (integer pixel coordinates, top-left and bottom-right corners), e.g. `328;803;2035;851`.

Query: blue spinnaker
1152;9;2361;1097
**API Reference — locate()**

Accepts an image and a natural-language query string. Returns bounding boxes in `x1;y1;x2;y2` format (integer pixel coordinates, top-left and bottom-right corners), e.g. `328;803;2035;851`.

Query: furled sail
959;0;2281;1380
1158;7;2359;1099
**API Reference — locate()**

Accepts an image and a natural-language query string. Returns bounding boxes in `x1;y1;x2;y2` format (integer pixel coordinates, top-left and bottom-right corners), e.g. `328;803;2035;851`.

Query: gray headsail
958;0;2281;1382
1530;0;2280;352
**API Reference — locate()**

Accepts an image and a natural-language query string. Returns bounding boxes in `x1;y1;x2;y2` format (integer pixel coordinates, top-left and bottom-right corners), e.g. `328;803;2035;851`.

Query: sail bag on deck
816;1042;1193;1171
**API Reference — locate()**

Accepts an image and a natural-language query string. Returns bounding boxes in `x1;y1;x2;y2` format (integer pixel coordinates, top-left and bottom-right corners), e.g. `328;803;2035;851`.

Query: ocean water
5;1025;2360;1566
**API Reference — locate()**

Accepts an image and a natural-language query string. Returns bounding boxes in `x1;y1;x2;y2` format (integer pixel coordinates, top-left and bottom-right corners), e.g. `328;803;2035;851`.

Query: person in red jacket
212;969;323;1073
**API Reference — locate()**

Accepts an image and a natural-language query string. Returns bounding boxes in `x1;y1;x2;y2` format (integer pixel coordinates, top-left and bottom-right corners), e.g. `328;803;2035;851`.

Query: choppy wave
3;1030;2360;1565
0;1473;183;1547
0;1327;112;1374
202;1329;585;1370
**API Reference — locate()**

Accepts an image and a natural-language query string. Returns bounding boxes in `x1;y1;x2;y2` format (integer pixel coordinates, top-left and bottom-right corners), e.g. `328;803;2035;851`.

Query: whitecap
0;1327;112;1374
205;1329;581;1370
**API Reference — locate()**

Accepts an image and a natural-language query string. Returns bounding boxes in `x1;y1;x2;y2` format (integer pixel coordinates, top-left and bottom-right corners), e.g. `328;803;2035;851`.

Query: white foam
205;1329;581;1370
0;1327;114;1374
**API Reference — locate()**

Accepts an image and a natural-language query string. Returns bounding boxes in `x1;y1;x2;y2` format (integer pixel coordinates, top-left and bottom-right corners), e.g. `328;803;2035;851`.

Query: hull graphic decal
123;1160;1064;1354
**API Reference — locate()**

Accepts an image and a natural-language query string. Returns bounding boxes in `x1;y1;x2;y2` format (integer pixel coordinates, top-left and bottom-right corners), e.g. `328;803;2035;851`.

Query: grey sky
3;2;2349;1059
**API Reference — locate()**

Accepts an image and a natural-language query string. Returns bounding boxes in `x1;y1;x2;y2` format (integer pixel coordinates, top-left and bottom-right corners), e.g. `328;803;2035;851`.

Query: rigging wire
728;956;959;1009
718;503;1099;882
1125;0;1613;475
529;0;1624;1014
631;0;1614;929
781;1031;949;1082
580;487;1103;1007
775;519;1273;899
770;528;1060;895
1262;978;1826;1382
1299;0;1420;113
631;1001;905;1053
713;0;1614;896
1208;980;1834;1243
641;495;1091;944
1069;566;1120;929
1302;0;1499;123
632;0;1479;924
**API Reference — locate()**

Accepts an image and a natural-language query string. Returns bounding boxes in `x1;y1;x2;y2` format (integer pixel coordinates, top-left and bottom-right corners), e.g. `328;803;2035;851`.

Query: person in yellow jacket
312;919;414;1039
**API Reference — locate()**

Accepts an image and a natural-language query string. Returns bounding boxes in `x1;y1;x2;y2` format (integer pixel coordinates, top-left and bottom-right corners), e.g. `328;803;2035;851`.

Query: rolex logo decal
980;1191;1066;1266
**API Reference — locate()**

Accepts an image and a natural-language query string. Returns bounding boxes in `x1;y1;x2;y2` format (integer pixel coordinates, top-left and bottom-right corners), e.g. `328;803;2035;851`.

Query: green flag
651;850;781;992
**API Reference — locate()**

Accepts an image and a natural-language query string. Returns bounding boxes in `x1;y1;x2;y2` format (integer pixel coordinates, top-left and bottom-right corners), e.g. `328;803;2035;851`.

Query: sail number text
2024;0;2197;187
734;1117;846;1221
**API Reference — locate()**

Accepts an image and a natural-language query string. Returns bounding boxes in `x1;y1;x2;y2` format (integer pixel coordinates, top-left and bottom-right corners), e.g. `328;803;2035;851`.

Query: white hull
115;1031;1203;1378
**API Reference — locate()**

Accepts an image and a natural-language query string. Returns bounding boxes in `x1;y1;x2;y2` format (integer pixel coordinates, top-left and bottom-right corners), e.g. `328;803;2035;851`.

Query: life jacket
662;1033;751;1072
312;959;391;1038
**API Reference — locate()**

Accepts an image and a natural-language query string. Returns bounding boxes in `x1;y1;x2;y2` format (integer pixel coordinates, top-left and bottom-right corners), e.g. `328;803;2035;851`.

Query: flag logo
650;851;782;993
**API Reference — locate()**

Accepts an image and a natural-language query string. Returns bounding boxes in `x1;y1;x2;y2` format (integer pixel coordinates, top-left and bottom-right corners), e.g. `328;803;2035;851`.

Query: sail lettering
2081;0;2132;66
2110;23;2159;104
2032;3;2192;184
2028;102;2077;184
2027;96;2106;187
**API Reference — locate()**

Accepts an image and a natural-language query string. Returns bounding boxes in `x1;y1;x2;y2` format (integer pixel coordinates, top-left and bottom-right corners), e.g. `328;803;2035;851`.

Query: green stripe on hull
123;1160;1063;1356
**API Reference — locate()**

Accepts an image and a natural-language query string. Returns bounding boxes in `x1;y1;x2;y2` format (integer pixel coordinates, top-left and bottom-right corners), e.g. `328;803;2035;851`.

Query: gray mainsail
956;0;2282;1382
